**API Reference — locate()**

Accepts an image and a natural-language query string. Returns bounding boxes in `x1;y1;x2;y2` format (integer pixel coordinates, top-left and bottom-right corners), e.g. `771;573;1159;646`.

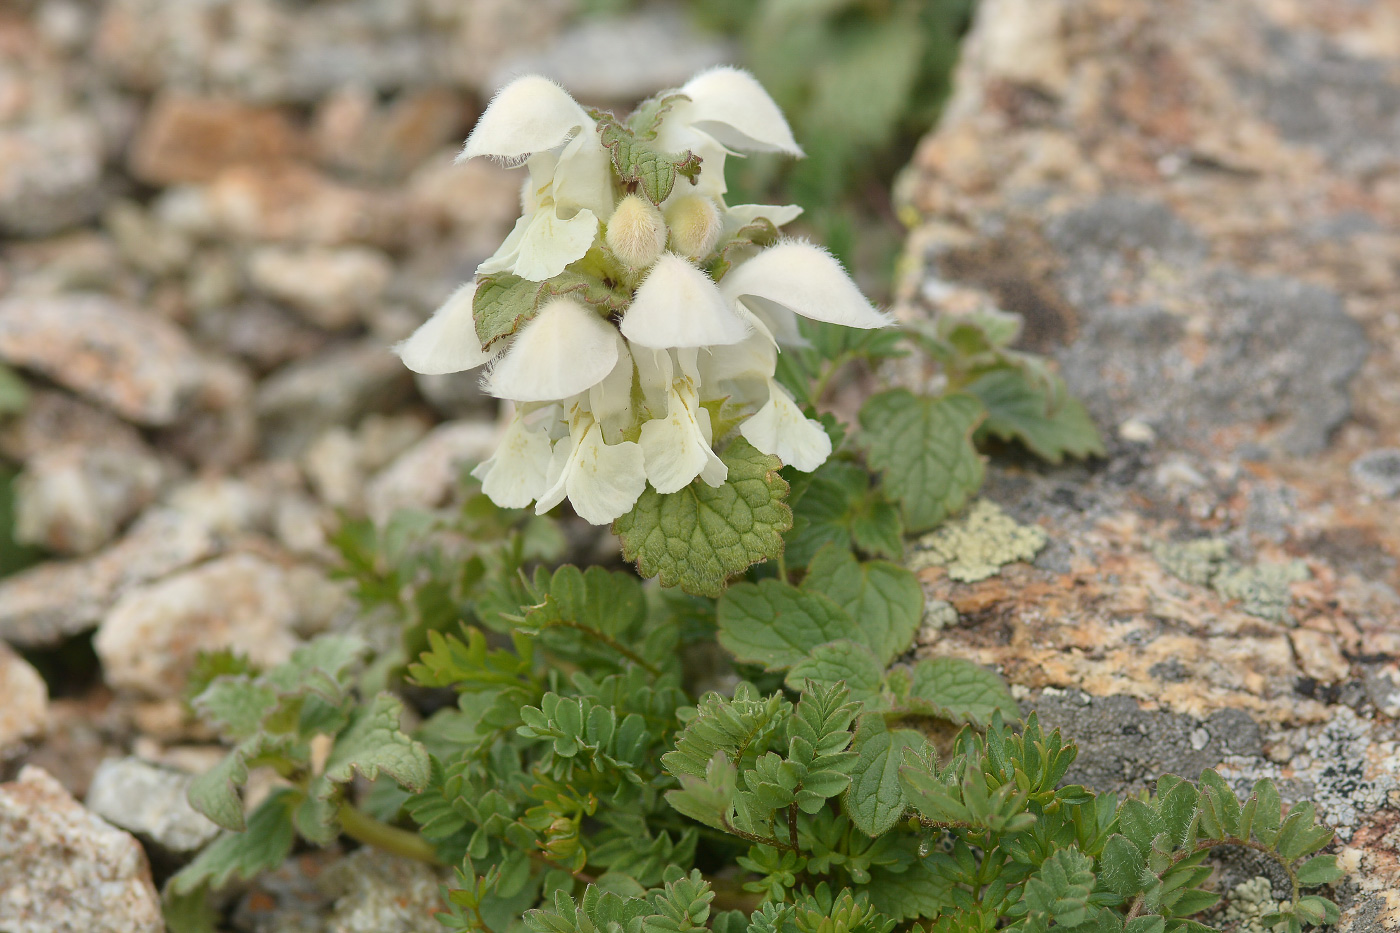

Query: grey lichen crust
910;499;1048;582
1152;538;1309;622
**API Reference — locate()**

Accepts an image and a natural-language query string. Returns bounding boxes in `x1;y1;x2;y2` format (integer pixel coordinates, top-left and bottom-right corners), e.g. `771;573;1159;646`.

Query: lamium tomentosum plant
163;69;1344;933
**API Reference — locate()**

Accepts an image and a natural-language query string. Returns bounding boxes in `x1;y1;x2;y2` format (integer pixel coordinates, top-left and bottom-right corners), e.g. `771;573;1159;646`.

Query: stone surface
0;294;211;426
128;94;303;186
0;765;163;933
246;245;393;331
0;642;47;756
13;443;165;556
94;552;302;699
85;757;220;856
320;848;446;933
364;419;498;523
0;116;107;238
897;0;1400;926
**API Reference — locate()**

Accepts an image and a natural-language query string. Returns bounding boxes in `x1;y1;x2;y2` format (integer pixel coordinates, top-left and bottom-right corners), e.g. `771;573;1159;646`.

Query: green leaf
966;368;1104;464
662;684;790;779
844;714;925;835
1294;855;1344;886
597;116;702;205
858;390;985;533
615;439;792;597
0;363;28;416
784;640;885;706
1123;916;1166;933
1099;834;1147;897
903;657;1018;727
189;677;276;743
473;273;541;349
1023;847;1095;928
850;494;903;560
187;732;293;831
801;544;922;665
323;693;429;787
1295;896;1341;926
665;753;737;833
866;861;954;921
716;579;857;671
168;789;298;895
783;459;867;567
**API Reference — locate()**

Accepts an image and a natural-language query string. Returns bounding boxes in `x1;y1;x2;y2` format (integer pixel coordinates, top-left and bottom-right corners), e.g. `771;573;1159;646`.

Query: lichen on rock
1153;538;1309;622
910;499;1047;582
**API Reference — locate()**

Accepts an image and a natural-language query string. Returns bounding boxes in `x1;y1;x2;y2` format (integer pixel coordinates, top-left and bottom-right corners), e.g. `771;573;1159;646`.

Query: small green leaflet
595;113;702;205
802;544;922;666
843;714;926;836
472;271;627;351
1022;847;1096;931
168;789;298;896
902;657;1019;727
859;390;985;533
784;640;884;706
665;752;737;834
966;368;1104;464
716;580;857;670
615;439;792;597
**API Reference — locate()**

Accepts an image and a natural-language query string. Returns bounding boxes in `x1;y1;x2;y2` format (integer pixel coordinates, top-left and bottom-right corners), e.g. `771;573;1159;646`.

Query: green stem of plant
543;619;661;676
776;551;790;585
810;351;857;406
337;803;441;866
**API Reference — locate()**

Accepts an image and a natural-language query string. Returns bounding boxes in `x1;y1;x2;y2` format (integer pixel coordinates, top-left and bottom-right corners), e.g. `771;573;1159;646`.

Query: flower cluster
396;67;891;525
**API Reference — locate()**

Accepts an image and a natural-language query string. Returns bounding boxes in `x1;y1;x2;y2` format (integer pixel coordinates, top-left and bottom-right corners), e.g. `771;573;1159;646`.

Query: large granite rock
897;1;1400;928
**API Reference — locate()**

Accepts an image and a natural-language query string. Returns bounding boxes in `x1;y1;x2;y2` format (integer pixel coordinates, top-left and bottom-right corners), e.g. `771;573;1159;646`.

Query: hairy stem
337;803;441;866
540;619;660;676
787;804;800;851
721;813;799;854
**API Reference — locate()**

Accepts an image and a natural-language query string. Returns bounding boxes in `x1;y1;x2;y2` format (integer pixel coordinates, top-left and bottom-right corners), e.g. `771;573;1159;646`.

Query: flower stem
810;351;857;406
337;803;441;866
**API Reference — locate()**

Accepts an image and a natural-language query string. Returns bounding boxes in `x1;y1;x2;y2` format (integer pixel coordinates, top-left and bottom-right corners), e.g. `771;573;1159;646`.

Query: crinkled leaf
615;439;791;597
784;640;885;706
844;714;925;836
190;677;277;744
802;543;922;665
716;579;857;670
866;860;954;921
261;634;368;702
320;692;430;792
187;732;296;831
859;390;985;533
597;117;702;205
784;459;867;567
169;789;298;895
473;273;541;349
967;368;1104;464
904;657;1018;727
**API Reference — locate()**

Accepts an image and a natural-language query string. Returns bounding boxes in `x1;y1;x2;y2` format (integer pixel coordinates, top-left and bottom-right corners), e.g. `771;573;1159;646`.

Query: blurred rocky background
0;0;1397;931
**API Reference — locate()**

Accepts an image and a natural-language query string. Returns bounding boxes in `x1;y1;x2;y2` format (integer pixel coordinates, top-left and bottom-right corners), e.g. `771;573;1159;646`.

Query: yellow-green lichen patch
909;499;1047;582
1153;538;1309;622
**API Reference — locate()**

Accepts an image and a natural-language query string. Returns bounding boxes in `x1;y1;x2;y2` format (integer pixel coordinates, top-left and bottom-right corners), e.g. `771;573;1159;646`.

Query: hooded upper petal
676;67;803;156
471;407;555;508
740;380;832;472
460;76;593;163
720;240;893;329
621;253;750;349
394;282;501;375
485;298;618;401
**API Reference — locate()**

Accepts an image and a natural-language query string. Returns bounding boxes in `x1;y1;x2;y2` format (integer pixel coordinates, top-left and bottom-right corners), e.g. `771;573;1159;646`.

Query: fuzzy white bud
664;195;723;260
605;194;667;269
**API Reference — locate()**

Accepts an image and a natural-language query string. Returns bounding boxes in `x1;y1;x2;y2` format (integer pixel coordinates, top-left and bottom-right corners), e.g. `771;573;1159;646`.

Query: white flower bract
622;253;750;349
719;239;894;330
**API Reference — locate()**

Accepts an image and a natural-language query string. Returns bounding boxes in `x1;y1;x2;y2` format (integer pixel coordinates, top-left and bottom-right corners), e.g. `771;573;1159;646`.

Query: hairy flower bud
605;194;667;269
664;195;723;260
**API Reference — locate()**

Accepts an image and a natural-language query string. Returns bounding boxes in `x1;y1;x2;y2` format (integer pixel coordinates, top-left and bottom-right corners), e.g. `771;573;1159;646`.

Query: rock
255;340;414;458
102;199;195;278
303;427;363;510
0;642;48;755
320;848;446;933
405;155;522;245
155;353;260;469
127;94;303;186
0;293;210;426
84;757;220;857
94;552;302;700
206;161;405;247
488;7;731;101
1351;449;1400;498
364;419;498;523
0;765;163;933
193;299;330;374
12;443;166;555
413;370;493;419
0;389;148;465
313;86;470;181
246;245;393;330
0;507;223;648
0;116;107;237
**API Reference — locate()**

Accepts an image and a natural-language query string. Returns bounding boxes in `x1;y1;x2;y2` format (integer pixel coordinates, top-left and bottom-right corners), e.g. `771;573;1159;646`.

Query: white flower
484;298;619;402
719;239;893;330
621;253;750;349
739;381;832;472
638;349;726;493
470;405;555;508
462;76;614;281
535;408;647;525
394;282;501;375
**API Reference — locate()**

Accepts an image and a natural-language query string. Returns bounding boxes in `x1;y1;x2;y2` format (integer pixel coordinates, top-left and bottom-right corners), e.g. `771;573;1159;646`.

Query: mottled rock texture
897;1;1400;927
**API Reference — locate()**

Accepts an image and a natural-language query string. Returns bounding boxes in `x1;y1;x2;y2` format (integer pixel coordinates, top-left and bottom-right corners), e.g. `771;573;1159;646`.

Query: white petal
699;329;776;385
631;343;674;417
476;213;530;277
589;334;636;444
723;203;804;236
678;67;803;156
639;383;726;493
741;296;807;347
720;240;893;329
550;131;616;219
740;380;832;472
485;298;619;402
566;424;647;524
511;206;599;282
472;410;554;508
460;75;592;163
394;282;501;375
621;253;750;349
